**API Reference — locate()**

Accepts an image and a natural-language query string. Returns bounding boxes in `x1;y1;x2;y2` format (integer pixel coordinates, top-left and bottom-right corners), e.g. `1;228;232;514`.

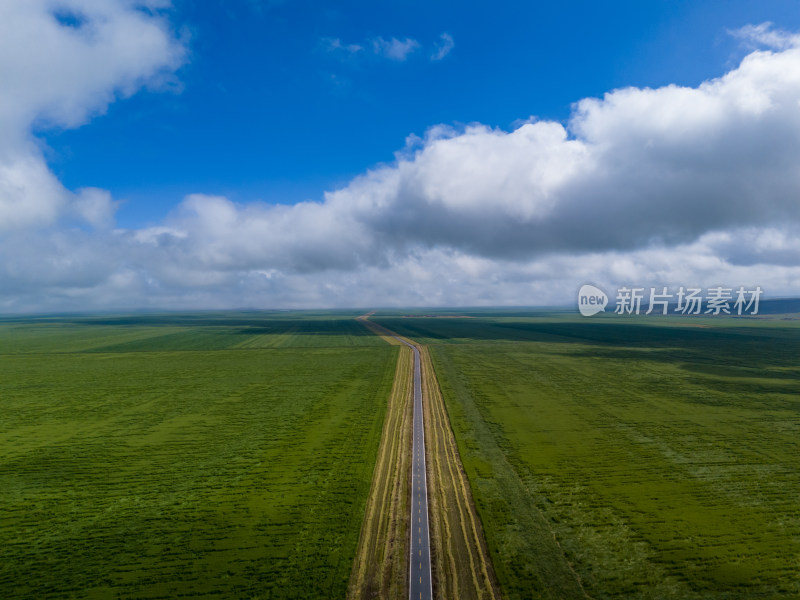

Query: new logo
578;284;608;317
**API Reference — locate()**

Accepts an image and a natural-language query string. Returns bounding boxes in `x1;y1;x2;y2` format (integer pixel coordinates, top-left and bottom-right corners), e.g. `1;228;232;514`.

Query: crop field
0;313;397;599
374;313;800;599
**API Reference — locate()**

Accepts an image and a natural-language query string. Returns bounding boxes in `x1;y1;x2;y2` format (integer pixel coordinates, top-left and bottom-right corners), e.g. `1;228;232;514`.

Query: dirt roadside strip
419;344;501;600
348;315;412;599
349;315;501;600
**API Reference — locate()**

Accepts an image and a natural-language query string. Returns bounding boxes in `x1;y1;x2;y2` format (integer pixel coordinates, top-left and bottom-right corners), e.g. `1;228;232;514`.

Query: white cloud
0;145;67;229
431;33;454;61
730;22;800;50
0;0;185;231
326;33;453;64
324;37;363;55
0;0;185;133
71;187;119;229
3;16;800;312
3;228;799;313
371;36;420;61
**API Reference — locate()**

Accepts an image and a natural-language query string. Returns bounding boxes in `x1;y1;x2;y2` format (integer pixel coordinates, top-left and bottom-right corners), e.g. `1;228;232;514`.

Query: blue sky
42;0;800;227
3;0;800;311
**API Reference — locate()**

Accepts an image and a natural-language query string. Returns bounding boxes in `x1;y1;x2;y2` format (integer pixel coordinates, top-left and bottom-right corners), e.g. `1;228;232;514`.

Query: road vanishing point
394;335;433;600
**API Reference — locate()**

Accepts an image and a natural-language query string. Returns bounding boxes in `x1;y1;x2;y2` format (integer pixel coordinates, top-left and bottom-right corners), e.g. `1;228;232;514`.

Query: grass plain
0;312;397;599
374;312;800;599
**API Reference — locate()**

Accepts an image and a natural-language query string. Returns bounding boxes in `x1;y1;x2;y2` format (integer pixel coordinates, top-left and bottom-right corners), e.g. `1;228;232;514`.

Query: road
393;335;433;600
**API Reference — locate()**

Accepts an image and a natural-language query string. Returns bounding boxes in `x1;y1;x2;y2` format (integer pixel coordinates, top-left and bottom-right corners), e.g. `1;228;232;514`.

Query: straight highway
393;335;433;600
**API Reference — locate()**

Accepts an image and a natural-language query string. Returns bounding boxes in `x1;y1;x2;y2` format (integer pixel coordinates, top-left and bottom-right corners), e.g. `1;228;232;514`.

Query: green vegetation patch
0;314;397;599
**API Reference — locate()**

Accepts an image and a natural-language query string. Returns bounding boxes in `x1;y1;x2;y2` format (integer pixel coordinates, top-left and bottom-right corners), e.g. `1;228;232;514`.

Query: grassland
374;313;800;599
0;312;397;599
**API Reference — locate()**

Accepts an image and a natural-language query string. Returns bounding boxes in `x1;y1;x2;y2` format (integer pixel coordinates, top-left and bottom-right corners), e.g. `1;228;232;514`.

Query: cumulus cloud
234;44;800;266
0;146;68;230
3;14;800;311
0;0;185;230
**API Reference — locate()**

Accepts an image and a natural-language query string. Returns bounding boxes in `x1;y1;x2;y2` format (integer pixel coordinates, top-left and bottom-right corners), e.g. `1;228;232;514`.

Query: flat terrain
0;313;397;599
347;322;412;600
355;317;499;600
419;345;500;600
374;312;800;599
401;337;433;600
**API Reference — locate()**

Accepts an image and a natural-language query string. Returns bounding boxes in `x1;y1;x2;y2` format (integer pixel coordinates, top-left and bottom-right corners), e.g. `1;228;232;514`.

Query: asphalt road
393;336;433;600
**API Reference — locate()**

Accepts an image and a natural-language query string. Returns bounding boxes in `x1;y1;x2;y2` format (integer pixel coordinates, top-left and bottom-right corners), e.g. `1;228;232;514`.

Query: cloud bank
2;10;800;312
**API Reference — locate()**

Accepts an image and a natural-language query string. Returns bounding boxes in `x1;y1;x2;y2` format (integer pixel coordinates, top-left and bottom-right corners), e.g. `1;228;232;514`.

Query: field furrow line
426;388;459;600
427;362;476;596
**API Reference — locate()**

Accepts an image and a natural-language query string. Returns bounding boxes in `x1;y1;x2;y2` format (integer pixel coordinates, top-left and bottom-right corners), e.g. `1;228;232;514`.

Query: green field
375;313;800;599
0;313;397;599
5;309;800;599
